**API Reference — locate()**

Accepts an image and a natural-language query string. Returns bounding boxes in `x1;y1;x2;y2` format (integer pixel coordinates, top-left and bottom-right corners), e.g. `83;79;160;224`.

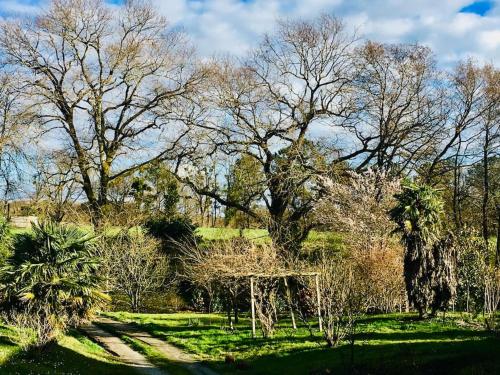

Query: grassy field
1;312;498;374
9;225;343;252
195;227;343;251
104;312;500;375
0;324;136;374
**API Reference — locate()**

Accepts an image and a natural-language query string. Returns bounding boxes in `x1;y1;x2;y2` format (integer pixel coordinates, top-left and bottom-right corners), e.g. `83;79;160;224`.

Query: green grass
0;324;135;374
9;227;30;235
11;225;343;253
1;312;498;374
196;227;269;241
103;312;500;375
195;227;343;251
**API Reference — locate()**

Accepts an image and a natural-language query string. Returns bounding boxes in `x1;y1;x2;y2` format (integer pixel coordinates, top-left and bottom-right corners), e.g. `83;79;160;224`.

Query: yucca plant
0;221;109;346
390;183;443;243
390;182;456;318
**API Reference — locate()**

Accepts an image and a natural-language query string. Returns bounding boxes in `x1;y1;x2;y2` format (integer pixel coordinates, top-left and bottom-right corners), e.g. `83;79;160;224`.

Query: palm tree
390;183;456;318
0;221;109;346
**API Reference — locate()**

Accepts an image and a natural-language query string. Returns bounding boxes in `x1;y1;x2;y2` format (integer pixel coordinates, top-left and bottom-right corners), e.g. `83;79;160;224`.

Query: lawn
0;324;136;374
9;225;343;253
103;312;500;375
1;312;498;374
196;227;343;251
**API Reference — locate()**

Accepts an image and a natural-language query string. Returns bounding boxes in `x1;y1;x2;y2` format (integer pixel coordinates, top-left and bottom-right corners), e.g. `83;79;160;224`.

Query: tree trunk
226;300;233;330
496;205;500;268
267;218;310;258
284;277;297;330
482;127;490;247
234;301;239;324
452;148;462;230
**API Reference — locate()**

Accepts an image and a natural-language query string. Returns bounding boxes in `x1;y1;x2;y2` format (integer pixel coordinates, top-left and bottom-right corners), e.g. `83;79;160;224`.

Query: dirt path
80;323;167;375
96;317;219;375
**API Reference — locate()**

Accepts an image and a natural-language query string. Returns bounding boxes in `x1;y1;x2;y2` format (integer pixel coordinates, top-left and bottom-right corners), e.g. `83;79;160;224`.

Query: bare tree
103;231;170;312
173;15;357;254
350;42;445;174
423;61;495;181
179;238;289;333
0;74;31;207
314;170;406;313
0;0;205;225
314;255;365;347
32;150;82;222
478;66;500;253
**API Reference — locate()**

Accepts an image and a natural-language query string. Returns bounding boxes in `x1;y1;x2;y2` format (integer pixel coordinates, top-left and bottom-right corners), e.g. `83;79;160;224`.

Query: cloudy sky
0;0;498;66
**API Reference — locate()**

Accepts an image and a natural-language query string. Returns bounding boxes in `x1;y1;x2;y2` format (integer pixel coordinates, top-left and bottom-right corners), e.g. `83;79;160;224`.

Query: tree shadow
215;335;500;375
0;338;136;375
355;328;493;342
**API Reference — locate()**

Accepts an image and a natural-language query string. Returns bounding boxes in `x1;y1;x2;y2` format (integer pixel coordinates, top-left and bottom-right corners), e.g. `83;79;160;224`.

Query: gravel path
96;317;219;375
80;323;167;375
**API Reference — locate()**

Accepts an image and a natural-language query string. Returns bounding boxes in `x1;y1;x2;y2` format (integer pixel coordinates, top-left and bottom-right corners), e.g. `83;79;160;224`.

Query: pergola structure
245;271;322;338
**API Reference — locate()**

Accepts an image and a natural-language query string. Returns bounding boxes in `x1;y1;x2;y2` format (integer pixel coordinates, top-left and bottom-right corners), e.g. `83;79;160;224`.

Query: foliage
462;157;500;250
390;182;457;318
131;162;180;216
0;216;12;261
390;183;444;242
144;216;197;255
0;221;109;346
224;155;264;228
456;233;488;313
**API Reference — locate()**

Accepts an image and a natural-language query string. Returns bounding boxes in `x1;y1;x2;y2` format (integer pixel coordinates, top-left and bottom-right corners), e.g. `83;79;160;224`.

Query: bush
108;291;186;313
456;234;488;313
144;216;197;255
0;221;109;347
102;231;171;312
0;216;13;261
314;254;365;347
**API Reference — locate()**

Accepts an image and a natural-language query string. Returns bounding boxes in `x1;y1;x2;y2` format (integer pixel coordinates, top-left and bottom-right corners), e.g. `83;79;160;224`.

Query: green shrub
0;216;12;261
144;216;197;255
0;221;109;347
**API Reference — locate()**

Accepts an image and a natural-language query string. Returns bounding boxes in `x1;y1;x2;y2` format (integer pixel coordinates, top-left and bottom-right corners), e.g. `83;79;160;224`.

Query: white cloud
147;0;500;66
1;0;498;66
479;29;500;49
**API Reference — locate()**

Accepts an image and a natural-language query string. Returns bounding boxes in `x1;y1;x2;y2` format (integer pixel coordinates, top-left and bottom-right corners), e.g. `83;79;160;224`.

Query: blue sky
460;1;494;15
0;0;498;65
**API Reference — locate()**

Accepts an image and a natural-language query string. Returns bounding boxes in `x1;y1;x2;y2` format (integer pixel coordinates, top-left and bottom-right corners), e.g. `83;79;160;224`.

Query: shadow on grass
105;314;500;375
359;314;421;324
355;328;493;342
0;337;136;375
133;321;322;347
216;335;500;375
0;335;18;348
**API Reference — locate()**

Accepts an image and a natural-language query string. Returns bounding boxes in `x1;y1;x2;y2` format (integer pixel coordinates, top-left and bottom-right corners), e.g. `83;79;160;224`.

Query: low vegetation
103;312;500;375
0;323;134;374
